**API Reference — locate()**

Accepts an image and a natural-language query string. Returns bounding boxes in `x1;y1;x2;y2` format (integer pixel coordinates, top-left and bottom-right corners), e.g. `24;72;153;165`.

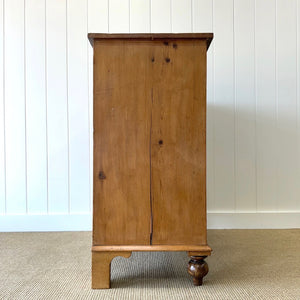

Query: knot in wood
99;171;106;180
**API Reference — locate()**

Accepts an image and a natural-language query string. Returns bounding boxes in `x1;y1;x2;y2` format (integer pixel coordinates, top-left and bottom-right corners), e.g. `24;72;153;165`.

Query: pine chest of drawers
88;33;213;288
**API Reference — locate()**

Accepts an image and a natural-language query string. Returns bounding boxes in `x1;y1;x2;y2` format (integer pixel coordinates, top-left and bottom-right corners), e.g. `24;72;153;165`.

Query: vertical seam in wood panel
170;0;172;32
2;0;6;214
191;0;193;32
87;0;91;213
275;0;279;212
66;0;71;214
128;0;131;33
254;0;258;212
24;0;28;214
45;0;49;214
150;88;153;244
149;0;152;33
233;0;237;212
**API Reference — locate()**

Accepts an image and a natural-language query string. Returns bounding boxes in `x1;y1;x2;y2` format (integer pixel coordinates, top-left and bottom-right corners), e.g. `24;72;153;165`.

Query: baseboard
0;212;299;232
207;212;300;229
0;213;92;232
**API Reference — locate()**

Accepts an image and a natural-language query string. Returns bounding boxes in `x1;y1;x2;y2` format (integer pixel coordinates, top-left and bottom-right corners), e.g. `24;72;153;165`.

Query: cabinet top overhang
88;33;213;49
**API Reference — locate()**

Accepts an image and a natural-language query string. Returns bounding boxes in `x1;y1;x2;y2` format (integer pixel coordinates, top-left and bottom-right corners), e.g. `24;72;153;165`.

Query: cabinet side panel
93;40;151;245
151;40;207;245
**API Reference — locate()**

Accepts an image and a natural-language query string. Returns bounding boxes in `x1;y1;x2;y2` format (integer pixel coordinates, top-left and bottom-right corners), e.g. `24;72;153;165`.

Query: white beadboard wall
0;0;300;231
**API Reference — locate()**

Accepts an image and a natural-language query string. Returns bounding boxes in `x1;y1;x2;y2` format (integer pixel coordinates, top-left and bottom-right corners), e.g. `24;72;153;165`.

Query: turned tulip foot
187;256;209;286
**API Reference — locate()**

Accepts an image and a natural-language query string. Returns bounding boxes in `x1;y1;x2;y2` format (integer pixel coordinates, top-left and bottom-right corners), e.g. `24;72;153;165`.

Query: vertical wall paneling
67;0;90;213
171;0;192;33
212;0;235;211
46;0;69;213
87;0;108;33
25;0;47;213
298;0;300;211
276;0;298;211
0;0;5;213
192;0;213;32
1;0;300;230
109;0;129;33
130;0;150;33
151;0;171;32
234;0;256;211
192;0;214;211
255;0;277;211
4;0;26;213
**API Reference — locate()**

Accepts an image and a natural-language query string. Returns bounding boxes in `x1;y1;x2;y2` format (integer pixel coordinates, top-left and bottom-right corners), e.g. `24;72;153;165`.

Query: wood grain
187;256;209;286
151;39;207;245
93;40;152;245
91;36;211;287
92;244;212;253
93;38;210;248
92;251;132;289
88;33;213;49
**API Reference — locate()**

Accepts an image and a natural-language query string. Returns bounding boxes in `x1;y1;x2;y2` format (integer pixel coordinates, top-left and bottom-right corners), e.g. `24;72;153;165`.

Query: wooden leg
187;256;209;286
92;251;132;289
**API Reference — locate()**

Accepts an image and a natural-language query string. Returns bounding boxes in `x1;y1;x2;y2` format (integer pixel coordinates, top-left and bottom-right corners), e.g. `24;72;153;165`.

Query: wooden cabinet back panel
93;39;207;246
151;40;207;245
93;40;152;245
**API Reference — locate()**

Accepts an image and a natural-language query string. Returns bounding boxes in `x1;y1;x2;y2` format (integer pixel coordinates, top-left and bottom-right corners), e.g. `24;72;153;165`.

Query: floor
0;230;299;299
